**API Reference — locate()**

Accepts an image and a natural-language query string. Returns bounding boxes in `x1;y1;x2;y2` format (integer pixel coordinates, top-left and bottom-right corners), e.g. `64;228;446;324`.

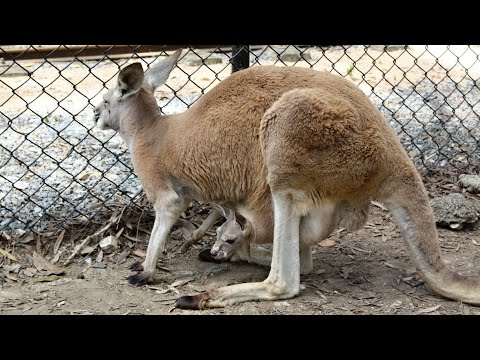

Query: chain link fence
1;45;480;235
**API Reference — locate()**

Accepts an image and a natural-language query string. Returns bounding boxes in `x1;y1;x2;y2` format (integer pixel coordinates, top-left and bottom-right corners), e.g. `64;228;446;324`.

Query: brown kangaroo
94;49;480;309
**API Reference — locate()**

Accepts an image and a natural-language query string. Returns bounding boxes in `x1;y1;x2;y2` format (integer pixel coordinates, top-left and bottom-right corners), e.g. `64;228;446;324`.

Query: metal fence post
230;45;250;73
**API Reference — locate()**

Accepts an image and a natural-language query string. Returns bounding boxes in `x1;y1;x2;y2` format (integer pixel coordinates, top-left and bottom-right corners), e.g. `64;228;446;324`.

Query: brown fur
95;52;480;308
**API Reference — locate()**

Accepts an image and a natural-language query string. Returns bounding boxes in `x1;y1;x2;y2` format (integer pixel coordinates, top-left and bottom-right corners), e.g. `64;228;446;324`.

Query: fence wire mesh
1;45;479;235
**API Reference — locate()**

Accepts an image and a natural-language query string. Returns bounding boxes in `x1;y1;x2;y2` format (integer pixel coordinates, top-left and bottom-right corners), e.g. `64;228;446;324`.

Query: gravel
1;45;479;232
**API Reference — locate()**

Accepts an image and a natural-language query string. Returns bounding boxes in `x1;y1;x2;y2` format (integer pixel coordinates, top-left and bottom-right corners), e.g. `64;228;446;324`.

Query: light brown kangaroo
94;49;480;310
202;201;368;274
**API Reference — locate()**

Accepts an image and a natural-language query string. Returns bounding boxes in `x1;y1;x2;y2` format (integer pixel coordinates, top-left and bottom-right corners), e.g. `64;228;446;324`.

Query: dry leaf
315;291;328;301
0;247;18;262
53;230;65;255
32;275;62;283
472;240;479;246
116;249;130;265
3;272;19;282
137;226;151;235
96;249;103;263
51;252;60;264
274;301;291;307
383;261;397;269
115;228;124;239
155;288;171;295
122;233;143;242
371;200;388;211
80;246;95;255
132;249;146;258
188;284;207;293
416;304;441;314
167;286;180;295
3;263;20;272
19;233;35;244
319;239;336;247
23;267;37;277
33;251;65;275
170;276;195;288
381;234;388;243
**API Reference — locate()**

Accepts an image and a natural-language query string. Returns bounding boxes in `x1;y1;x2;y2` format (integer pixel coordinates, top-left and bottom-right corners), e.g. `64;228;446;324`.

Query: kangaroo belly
299;204;339;246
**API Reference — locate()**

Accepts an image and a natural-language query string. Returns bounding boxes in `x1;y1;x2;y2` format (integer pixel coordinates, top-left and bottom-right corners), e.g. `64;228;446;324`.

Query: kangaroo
94;49;480;310
183;204;278;267
204;202;369;273
180;204;251;259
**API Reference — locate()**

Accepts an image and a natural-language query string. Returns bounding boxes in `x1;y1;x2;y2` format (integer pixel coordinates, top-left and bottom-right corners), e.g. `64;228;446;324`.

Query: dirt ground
1;177;480;315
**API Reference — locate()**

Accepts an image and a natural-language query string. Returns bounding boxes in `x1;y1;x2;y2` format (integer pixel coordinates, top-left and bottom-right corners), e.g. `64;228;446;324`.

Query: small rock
92;261;107;269
80;246;95;255
430;193;480;230
50;278;71;286
459;174;480;194
185;51;224;66
385;45;406;52
370;45;407;52
1;63;30;77
170;229;183;241
99;235;117;253
23;267;37;277
14;181;28;190
279;48;313;63
280;48;301;63
203;57;223;66
78;172;90;181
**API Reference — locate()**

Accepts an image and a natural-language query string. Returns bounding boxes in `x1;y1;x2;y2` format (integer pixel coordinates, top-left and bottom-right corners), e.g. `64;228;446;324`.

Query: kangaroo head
210;209;247;261
93;49;182;132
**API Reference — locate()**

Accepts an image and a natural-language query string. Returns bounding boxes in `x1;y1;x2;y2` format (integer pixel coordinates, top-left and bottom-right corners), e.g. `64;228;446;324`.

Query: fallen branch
63;216;118;266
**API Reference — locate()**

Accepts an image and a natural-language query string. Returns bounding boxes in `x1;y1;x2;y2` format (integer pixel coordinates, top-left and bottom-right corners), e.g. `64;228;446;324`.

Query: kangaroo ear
144;49;182;91
211;203;230;219
117;63;144;97
227;209;236;222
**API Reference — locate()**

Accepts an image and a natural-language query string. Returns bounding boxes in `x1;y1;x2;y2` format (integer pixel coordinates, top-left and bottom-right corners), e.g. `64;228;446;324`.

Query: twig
63;216;118;266
347;244;371;254
180;237;201;253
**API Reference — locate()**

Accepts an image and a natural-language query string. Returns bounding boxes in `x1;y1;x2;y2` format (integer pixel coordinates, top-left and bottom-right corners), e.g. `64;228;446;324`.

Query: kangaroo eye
226;239;235;244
